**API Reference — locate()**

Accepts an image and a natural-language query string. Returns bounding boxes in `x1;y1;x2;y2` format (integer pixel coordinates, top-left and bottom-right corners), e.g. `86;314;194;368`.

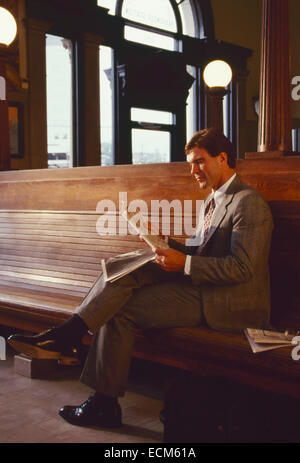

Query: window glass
292;129;300;152
124;26;175;51
122;0;177;32
223;93;229;139
97;0;117;15
46;35;73;168
177;0;197;38
186;65;196;141
99;45;114;165
132;129;170;164
131;108;173;125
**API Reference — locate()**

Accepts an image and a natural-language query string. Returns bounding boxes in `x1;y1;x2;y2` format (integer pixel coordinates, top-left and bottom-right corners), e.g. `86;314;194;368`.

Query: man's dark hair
185;127;236;168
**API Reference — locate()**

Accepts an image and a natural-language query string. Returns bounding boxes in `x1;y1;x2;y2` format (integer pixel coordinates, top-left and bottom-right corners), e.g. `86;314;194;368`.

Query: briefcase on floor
162;374;300;443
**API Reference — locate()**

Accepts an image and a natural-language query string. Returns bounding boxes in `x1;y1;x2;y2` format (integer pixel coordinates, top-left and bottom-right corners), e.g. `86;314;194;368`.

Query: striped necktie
196;197;216;255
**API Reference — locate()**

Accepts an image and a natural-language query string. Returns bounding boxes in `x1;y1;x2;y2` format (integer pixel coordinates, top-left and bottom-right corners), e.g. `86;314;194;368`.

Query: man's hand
154;248;186;272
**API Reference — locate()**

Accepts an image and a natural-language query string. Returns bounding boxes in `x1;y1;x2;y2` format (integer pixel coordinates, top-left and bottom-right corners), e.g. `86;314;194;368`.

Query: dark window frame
109;0;202;164
41;1;250;167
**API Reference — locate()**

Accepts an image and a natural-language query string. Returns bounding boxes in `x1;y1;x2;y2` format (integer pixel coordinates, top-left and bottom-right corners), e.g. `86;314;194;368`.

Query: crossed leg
76;264;202;396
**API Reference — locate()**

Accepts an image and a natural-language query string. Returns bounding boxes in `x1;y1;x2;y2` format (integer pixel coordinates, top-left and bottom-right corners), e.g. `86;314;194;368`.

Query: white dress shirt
184;173;237;275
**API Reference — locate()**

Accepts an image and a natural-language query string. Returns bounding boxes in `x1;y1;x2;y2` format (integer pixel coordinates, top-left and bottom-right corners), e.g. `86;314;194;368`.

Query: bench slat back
0;160;299;329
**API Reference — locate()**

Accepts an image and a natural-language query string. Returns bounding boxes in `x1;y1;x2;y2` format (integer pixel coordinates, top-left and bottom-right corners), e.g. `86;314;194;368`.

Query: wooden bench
0;159;299;398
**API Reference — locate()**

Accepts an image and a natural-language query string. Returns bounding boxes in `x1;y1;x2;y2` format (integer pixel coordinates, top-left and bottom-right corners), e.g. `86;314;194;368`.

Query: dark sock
55;314;88;345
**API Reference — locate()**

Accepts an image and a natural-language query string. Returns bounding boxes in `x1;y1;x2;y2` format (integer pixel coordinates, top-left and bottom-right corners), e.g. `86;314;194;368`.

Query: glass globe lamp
203;60;232;89
203;60;232;133
0;7;17;46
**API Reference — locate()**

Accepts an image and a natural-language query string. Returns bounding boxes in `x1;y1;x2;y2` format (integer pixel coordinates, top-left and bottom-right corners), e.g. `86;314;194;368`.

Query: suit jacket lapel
201;175;242;247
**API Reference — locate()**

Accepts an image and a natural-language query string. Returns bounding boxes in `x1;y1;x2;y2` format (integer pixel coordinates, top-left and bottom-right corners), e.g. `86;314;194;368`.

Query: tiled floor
0;343;169;443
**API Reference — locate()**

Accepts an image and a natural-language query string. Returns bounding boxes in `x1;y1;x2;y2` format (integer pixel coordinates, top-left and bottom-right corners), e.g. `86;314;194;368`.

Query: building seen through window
131;129;171;164
39;1;240;167
131;108;173;164
98;0;191;165
46;2;229;167
46;34;73;168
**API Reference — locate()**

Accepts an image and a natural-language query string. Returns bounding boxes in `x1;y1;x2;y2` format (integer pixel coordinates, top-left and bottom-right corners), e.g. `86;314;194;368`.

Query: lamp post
0;7;17;171
203;60;232;133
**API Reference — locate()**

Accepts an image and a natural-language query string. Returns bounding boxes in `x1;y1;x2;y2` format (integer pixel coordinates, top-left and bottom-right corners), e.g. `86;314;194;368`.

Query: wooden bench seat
0;160;299;398
0;209;143;330
133;326;300;399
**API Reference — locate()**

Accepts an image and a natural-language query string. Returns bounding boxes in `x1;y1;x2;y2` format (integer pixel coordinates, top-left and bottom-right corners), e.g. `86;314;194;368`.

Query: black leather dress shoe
7;328;79;365
59;395;122;428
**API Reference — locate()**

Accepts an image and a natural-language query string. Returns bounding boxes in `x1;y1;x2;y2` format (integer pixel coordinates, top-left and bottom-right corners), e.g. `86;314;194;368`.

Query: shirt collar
211;173;237;207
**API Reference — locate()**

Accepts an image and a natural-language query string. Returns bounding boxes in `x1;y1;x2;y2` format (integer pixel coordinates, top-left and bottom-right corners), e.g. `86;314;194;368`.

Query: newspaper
101;208;169;282
244;328;300;353
101;248;156;283
121;208;169;250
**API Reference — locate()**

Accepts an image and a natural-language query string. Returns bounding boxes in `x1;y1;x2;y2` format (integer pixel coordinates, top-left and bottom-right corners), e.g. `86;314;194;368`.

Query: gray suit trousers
74;263;202;397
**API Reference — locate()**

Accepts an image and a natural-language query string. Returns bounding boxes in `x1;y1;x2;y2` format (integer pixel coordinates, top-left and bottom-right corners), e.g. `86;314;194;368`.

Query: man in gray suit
9;128;273;428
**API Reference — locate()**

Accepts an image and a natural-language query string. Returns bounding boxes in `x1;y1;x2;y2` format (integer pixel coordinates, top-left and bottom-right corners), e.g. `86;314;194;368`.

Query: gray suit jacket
169;175;274;332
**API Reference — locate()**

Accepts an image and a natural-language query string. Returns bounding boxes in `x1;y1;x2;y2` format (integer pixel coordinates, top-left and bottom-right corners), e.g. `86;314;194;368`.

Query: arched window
98;0;201;48
121;0;178;29
41;1;249;169
97;0;212;165
120;0;179;51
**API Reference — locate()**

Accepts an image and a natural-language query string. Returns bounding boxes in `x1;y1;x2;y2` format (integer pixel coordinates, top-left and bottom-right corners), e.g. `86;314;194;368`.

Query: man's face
187;147;226;190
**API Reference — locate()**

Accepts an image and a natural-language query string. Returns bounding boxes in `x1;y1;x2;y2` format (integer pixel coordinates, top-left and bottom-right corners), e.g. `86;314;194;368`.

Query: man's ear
218;152;228;164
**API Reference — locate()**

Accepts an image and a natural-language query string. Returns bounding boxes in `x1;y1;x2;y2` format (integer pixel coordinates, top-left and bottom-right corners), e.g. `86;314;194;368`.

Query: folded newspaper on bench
244;328;300;353
101;208;169;283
